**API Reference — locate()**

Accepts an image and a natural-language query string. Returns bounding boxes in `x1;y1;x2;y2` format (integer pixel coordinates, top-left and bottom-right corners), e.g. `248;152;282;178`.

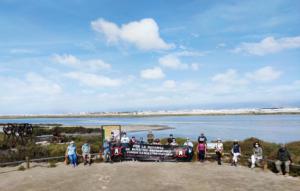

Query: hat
70;141;74;144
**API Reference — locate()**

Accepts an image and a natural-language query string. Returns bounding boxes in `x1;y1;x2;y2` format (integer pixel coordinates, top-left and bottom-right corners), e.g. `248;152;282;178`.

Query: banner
123;144;193;161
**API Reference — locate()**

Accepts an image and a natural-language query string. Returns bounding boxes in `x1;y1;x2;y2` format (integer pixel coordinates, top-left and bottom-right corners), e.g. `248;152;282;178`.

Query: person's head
217;138;222;143
233;140;238;145
253;142;260;148
201;133;204;136
70;140;75;145
280;144;286;149
132;136;135;139
155;138;160;143
186;137;189;141
169;134;173;138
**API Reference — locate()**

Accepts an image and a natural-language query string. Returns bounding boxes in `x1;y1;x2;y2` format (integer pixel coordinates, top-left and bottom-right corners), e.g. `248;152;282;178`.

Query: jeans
275;160;291;174
68;154;77;167
198;151;205;161
103;148;110;161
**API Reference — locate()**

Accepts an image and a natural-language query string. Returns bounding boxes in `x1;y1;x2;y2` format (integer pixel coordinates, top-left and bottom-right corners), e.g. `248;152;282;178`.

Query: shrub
17;165;25;171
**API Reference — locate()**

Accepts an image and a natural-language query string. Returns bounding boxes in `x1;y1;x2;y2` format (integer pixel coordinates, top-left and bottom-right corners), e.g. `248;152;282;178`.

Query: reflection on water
0;115;300;143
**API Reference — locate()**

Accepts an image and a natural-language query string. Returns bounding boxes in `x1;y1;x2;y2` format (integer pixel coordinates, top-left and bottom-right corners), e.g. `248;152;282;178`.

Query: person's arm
65;147;68;156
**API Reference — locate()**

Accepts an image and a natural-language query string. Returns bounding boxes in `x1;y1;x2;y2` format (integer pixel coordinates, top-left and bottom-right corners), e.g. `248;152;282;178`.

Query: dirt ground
0;161;299;191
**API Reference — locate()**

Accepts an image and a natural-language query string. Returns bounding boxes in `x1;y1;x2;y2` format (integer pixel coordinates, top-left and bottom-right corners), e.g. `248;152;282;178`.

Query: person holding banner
102;139;111;162
121;132;130;147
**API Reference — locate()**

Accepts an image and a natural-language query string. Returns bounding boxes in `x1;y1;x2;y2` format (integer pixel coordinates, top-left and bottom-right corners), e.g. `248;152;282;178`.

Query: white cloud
9;48;37;54
212;69;238;84
163;80;176;89
246;66;282;82
65;72;121;87
91;18;174;50
159;54;188;70
233;36;300;55
158;54;200;71
140;67;165;79
0;73;62;96
53;54;111;71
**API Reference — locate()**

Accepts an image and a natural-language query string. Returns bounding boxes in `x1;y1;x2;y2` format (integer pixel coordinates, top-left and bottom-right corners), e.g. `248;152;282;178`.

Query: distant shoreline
1;108;300;119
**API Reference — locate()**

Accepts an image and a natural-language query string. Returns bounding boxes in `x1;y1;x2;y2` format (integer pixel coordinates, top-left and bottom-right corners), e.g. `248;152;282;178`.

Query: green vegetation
1;127;299;175
32;126;100;136
17;165;25;171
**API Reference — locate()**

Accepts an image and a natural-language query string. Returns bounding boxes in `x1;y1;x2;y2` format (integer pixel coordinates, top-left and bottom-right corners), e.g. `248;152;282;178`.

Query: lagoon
0;114;300;143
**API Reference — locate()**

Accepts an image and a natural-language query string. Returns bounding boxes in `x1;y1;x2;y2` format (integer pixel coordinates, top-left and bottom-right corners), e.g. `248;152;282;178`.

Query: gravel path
0;162;299;191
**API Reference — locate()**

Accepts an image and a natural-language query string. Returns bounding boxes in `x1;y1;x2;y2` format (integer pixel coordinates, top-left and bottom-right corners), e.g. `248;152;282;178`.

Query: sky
0;0;300;114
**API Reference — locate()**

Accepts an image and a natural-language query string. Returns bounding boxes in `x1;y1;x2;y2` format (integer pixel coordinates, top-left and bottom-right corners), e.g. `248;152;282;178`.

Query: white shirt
121;136;130;143
184;141;194;147
215;142;223;152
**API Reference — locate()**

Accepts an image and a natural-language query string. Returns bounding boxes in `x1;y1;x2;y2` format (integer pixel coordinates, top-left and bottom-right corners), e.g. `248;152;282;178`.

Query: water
1;114;300;143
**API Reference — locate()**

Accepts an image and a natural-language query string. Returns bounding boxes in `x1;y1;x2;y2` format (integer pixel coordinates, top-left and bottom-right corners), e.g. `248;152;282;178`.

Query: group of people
65;131;294;176
194;133;293;176
65;140;91;167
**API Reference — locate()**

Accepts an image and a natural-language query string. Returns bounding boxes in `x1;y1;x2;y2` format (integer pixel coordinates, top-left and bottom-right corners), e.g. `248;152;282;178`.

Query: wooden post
263;160;268;171
26;156;30;169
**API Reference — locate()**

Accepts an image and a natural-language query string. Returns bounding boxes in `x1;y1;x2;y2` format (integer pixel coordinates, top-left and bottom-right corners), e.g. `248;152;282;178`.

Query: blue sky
0;0;300;114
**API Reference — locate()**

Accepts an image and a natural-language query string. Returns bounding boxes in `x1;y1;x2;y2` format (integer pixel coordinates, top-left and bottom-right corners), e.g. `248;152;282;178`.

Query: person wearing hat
147;130;154;144
184;138;194;148
65;140;78;167
198;133;207;144
167;134;174;145
184;138;194;160
215;138;223;165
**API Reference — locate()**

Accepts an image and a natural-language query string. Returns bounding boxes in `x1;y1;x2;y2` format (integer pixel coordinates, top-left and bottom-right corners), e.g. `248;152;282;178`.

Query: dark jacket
198;135;207;143
277;148;292;161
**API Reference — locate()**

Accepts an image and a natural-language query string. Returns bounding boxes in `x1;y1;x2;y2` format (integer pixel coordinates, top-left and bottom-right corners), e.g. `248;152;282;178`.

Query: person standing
198;133;207;143
251;142;263;168
231;140;241;166
215;138;223;165
120;132;130;147
102;139;111;162
65;141;77;167
275;144;293;176
147;130;154;144
197;140;206;162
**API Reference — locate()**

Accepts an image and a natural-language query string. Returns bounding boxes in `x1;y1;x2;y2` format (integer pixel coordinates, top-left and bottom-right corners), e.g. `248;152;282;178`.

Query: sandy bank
1;108;300;119
0;162;299;191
